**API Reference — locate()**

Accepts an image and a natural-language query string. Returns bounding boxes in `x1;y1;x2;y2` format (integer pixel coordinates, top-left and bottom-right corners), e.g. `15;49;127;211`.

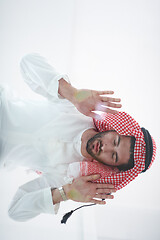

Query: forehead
100;130;118;137
100;131;132;150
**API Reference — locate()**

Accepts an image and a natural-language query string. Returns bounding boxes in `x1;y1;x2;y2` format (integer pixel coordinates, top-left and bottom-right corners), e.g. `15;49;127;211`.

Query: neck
81;128;97;159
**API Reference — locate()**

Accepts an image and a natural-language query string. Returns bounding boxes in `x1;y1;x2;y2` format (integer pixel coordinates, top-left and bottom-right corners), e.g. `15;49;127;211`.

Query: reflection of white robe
0;54;94;221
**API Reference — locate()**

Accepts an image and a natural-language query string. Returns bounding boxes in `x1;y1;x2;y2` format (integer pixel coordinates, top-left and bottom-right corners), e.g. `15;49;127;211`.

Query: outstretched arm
8;175;115;222
20;54;121;118
52;174;116;205
64;174;116;204
58;78;122;119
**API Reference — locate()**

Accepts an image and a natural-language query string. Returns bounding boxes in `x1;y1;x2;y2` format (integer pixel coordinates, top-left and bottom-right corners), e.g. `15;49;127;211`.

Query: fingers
100;96;121;103
102;102;122;109
96;183;115;189
92;106;120;116
95;105;121;114
90;199;106;205
100;102;122;109
95;193;114;199
96;188;116;194
83;175;116;188
104;108;119;114
97;90;114;95
83;174;101;181
97;91;121;104
100;108;119;115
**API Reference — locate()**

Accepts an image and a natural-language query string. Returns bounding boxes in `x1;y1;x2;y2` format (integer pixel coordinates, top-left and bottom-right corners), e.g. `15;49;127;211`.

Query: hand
58;79;121;119
72;89;122;119
63;174;116;205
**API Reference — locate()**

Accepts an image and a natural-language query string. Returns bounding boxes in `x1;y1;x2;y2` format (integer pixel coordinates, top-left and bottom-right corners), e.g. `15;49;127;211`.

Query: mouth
94;140;102;155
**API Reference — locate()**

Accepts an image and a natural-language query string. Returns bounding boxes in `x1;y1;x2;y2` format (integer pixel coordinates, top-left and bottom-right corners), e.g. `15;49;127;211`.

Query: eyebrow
118;135;120;146
116;136;120;163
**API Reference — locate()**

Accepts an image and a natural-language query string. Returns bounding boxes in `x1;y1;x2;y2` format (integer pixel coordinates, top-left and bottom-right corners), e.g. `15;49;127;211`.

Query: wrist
58;186;67;201
63;184;73;200
63;183;81;201
51;188;61;204
58;78;77;104
51;185;70;204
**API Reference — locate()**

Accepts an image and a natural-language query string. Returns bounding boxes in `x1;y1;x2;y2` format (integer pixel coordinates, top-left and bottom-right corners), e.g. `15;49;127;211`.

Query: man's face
86;131;132;167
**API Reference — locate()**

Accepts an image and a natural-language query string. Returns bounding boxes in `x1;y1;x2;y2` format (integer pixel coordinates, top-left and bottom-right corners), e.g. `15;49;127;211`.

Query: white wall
0;0;160;239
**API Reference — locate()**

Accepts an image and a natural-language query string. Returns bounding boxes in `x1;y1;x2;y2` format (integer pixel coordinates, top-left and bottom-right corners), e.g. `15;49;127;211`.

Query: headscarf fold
79;112;156;190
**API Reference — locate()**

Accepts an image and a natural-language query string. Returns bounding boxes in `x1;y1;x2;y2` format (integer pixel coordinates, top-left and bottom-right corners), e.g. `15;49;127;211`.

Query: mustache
86;133;103;156
86;130;116;156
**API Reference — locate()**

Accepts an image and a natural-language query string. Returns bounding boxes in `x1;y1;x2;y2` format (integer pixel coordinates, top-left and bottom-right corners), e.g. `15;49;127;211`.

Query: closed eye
117;136;120;146
112;152;117;163
114;136;120;146
115;152;118;163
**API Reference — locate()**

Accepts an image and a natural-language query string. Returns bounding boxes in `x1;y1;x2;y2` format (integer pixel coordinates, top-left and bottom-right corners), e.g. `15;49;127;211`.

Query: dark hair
117;136;136;171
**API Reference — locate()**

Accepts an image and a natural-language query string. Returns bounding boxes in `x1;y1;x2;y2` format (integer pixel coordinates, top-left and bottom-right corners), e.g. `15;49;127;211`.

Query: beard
86;132;104;159
86;130;116;160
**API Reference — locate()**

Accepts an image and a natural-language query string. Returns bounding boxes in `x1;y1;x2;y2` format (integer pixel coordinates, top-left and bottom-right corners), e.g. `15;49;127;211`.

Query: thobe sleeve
20;53;70;101
8;177;59;222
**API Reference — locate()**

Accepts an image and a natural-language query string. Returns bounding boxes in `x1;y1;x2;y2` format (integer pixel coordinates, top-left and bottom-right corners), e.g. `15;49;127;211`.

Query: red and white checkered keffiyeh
79;111;156;190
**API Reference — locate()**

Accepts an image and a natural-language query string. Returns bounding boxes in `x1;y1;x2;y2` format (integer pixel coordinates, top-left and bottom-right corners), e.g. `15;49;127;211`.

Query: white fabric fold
20;53;70;101
0;53;94;221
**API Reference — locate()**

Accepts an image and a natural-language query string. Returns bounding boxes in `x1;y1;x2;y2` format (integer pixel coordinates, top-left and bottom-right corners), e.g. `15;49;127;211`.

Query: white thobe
0;54;94;221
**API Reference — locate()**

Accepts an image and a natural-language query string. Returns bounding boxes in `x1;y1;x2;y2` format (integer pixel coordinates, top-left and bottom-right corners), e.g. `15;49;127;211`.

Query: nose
101;143;115;152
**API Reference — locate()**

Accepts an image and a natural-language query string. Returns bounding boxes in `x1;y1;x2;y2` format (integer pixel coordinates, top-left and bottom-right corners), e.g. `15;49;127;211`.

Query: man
68;111;156;191
0;54;155;222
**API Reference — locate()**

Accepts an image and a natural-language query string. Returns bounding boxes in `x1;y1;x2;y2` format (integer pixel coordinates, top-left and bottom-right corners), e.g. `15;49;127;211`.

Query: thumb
83;174;101;182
